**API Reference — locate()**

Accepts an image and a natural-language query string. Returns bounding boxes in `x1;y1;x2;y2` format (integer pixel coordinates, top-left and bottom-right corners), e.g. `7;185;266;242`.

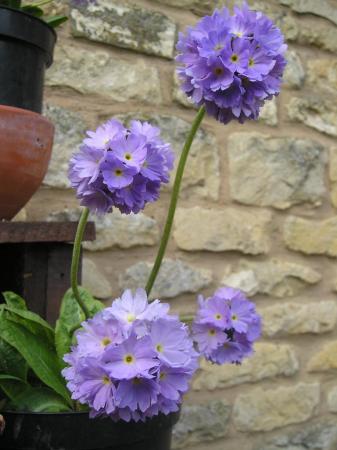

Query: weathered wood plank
0;222;95;243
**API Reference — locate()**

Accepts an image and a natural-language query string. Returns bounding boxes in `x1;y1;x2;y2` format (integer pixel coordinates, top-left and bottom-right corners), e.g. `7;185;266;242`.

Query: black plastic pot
0;410;180;450
0;6;56;113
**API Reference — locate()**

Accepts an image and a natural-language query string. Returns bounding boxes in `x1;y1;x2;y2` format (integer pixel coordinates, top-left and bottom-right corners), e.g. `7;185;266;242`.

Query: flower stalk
71;206;91;319
145;105;206;297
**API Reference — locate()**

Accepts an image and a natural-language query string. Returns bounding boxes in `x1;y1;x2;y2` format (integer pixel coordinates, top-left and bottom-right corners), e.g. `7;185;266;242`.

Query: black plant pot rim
2;410;89;416
0;6;56;66
2;410;180;420
0;410;180;449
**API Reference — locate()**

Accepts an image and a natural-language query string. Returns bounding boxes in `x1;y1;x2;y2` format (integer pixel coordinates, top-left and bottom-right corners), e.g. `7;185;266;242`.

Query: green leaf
21;5;44;17
0;0;21;8
2;291;27;310
0;374;28;402
44;15;68;28
13;387;72;413
55;287;104;362
0;338;27;381
0;311;71;406
3;305;54;347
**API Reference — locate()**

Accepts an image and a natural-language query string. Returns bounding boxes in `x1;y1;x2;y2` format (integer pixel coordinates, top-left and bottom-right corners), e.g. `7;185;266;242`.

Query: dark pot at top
0;6;56;113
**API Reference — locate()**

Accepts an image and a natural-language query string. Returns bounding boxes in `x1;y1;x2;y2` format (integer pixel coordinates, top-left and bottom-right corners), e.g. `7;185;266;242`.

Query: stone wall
23;0;337;448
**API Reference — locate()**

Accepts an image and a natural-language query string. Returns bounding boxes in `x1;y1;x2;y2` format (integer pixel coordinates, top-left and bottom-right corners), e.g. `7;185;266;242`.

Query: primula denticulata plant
0;3;286;420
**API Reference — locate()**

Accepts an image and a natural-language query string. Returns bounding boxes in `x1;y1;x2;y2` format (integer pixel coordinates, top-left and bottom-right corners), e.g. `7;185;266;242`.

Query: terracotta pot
0;105;54;220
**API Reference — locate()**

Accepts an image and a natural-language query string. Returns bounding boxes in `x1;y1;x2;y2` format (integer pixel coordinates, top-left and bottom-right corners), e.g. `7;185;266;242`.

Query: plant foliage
0;290;104;412
0;0;68;28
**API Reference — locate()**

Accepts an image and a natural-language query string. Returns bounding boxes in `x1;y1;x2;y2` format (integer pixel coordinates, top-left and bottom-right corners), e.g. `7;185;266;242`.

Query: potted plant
0;3;287;449
0;1;67;220
0;0;67;112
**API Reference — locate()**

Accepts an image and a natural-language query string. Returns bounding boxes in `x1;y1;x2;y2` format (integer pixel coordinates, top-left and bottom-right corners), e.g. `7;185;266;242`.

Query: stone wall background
22;0;337;448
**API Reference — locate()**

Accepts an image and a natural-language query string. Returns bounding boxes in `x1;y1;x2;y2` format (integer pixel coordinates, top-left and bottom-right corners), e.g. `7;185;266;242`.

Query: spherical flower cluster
68;119;174;215
192;287;261;364
63;289;198;422
176;2;287;124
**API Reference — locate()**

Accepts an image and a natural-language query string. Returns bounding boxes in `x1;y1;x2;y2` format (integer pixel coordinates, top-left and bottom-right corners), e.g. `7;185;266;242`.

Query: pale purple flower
103;334;158;380
101;154;137;189
112;134;147;169
106;289;169;328
83;120;123;150
69;146;105;183
64;358;116;414
192;322;227;355
192;286;261;365
78;187;113;216
176;2;287;124
116;378;159;412
68;119;174;215
157;366;190;401
63;289;198;422
150;318;192;367
196;296;231;329
75;313;126;357
210;335;252;364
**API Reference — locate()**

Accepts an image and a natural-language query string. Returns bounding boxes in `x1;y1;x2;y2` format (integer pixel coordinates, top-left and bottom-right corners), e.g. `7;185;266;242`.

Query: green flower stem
180;314;194;324
71;207;90;319
26;0;53;7
145;105;206;297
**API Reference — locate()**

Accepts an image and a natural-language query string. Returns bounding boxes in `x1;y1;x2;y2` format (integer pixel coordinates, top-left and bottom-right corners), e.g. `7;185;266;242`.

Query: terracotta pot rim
0;104;52;124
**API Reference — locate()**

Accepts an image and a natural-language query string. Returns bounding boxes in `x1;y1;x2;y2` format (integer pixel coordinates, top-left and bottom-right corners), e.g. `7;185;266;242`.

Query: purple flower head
176;2;287;124
63;289;198;422
68;119;174;215
192;286;261;365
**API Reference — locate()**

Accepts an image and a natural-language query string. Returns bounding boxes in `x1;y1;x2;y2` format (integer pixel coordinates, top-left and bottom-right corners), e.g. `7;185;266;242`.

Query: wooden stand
0;222;95;325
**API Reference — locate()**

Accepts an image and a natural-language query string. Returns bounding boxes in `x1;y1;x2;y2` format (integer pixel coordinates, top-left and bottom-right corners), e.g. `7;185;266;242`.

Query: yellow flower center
214;67;224;76
133;378;142;385
102;375;111;385
232;314;238;321
215;313;222;320
124;354;134;364
101;337;111;347
214;43;223;51
115;169;123;176
249;58;255;67
160;372;167;381
125;153;132;161
208;329;216;336
156;344;164;353
127;313;136;323
231;54;238;62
